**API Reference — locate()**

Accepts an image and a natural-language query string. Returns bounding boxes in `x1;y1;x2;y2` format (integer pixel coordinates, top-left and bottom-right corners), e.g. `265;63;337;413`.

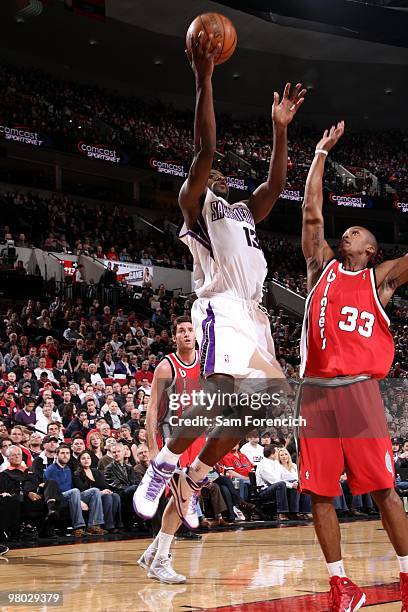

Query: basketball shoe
147;553;186;584
133;460;176;519
169;468;208;529
400;572;408;611
328;576;366;611
137;548;156;571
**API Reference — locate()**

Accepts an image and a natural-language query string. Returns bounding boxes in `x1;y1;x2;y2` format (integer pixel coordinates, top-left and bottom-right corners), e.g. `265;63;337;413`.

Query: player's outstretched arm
375;254;408;307
247;83;306;224
302;122;344;292
179;32;221;230
145;358;172;459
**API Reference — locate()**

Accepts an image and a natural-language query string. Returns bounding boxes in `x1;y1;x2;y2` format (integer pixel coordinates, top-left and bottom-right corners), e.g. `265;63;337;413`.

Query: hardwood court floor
1;520;403;611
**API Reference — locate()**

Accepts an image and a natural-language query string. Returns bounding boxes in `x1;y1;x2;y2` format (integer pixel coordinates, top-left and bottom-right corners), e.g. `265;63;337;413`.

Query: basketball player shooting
137;316;204;584
299;121;408;611
134;31;306;527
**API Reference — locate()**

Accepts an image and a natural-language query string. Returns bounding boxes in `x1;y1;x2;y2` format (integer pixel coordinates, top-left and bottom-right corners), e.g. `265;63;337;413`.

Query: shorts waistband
199;293;263;309
302;375;371;388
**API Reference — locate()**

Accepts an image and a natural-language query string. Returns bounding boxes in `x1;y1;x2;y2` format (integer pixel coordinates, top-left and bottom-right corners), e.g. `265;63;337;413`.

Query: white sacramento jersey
179;188;267;301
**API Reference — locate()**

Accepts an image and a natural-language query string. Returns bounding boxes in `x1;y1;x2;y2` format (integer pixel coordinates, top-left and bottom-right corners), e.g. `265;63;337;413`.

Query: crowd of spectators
0;190;193;270
1;62;407;195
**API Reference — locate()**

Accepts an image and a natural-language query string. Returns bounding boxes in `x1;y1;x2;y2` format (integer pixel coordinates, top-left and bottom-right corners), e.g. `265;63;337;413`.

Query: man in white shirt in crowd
240;431;265;466
256;445;295;521
34;358;57;383
36;402;61;436
0;438;12;472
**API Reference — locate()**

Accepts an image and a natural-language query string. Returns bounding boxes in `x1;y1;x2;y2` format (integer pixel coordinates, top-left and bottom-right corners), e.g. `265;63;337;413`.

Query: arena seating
1;62;407;195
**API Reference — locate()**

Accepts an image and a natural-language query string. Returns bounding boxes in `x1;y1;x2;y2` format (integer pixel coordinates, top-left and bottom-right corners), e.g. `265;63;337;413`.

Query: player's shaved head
357;226;378;260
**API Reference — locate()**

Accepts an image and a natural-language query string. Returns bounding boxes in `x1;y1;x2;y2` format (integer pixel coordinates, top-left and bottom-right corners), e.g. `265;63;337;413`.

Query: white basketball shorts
192;295;284;379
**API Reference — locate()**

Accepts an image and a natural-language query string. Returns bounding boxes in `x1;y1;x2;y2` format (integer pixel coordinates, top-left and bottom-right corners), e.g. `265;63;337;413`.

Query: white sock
326;560;346;577
145;533;160;556
188;458;212;484
397;555;408;573
154;444;181;468
156;531;174;558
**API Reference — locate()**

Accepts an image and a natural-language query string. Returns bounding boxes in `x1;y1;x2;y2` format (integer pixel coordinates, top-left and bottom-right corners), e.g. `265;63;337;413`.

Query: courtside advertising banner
98;259;153;286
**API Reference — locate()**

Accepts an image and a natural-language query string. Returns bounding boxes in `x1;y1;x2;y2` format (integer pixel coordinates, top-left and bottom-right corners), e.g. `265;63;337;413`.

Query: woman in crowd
73;450;122;532
135;428;147;445
278;447;311;518
85;430;105;468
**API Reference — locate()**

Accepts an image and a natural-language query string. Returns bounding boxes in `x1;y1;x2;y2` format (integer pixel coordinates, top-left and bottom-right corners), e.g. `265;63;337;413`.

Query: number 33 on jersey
300;259;395;379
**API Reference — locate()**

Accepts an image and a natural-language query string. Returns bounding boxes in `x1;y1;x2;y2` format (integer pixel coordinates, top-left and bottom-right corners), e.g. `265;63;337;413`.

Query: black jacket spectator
104;461;139;492
73;468;108;492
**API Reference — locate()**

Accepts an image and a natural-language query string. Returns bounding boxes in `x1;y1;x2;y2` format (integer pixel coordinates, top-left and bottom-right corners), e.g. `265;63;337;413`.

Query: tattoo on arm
312;229;323;247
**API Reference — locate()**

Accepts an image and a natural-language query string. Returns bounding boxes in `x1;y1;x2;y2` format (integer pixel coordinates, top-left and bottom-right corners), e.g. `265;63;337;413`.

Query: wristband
315;149;328;156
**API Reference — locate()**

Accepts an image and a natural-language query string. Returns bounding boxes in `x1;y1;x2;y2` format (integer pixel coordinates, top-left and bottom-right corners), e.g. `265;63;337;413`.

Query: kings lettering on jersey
210;198;255;226
179;189;267;302
300;260;394;379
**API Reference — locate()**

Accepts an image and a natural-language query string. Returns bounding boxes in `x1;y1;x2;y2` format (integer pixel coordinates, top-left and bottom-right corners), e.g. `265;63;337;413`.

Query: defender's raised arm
302;121;344;292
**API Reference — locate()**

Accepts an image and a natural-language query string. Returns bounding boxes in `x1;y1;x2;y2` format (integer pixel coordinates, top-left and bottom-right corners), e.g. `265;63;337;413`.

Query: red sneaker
328;576;366;611
400;572;408;611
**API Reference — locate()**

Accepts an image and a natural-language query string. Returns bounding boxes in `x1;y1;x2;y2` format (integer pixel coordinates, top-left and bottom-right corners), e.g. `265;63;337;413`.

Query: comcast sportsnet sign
0;124;50;147
150;158;187;177
394;200;408;213
329;192;373;209
77;141;128;164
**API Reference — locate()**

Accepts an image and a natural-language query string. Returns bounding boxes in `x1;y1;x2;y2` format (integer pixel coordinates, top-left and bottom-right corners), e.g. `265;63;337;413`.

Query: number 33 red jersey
300;259;394;379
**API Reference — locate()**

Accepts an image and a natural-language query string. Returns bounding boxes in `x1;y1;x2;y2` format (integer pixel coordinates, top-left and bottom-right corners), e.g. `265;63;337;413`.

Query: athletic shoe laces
146;463;171;501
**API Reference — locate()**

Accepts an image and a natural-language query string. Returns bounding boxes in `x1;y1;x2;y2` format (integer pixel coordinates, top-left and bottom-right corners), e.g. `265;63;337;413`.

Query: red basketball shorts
298;378;395;497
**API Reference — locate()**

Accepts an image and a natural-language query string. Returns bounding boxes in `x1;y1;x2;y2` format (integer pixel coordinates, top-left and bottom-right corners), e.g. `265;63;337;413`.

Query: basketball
186;13;237;65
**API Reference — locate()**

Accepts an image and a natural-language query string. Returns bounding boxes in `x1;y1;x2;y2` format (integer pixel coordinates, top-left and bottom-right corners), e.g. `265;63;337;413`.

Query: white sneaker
133;460;176;519
169;469;207;530
137;548;156;571
147;554;186;584
233;506;246;521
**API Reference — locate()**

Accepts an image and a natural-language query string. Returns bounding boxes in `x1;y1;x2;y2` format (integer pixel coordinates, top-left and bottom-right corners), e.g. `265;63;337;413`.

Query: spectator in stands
220;444;253;502
117;424;137;463
69;436;86;473
97;437;117;472
126;407;141;437
73;450;121;532
1;445;59;537
256;445;295;521
240;431;265;465
85;430;104;468
0;438;12;472
104;443;140;530
14;398;37;430
28;432;43;459
104;401;124;431
44;445;106;536
9;426;32;466
260;432;272;447
35;403;58;436
135;360;154;385
31;435;59;477
65;408;90;439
